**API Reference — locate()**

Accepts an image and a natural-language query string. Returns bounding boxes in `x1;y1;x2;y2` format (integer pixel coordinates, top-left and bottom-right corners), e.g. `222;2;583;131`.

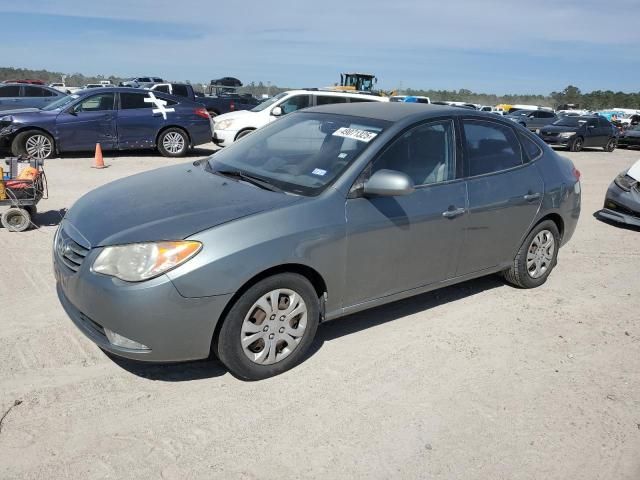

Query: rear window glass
0;85;20;97
519;132;543;161
120;92;151;109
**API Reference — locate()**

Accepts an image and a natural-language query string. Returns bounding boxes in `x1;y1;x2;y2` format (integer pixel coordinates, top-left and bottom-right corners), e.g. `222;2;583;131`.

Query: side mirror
271;106;283;117
362;169;415;197
67;106;78;115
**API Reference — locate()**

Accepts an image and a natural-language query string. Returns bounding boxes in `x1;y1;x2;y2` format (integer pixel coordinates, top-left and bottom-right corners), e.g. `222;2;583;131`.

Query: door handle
442;207;466;218
524;193;541;202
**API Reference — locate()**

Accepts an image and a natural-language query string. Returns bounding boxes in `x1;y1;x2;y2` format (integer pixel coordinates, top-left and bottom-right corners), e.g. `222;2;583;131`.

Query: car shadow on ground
593;210;640;232
33;208;67;227
50;146;218;159
108;275;505;382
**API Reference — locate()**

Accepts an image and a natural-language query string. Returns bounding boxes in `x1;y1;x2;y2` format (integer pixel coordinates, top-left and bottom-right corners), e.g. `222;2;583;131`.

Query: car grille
55;227;90;272
541;131;558;137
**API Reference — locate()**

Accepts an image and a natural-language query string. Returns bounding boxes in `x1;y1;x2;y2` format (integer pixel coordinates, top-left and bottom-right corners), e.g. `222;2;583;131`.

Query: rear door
456;118;543;275
116;91;173;149
56;92;117;151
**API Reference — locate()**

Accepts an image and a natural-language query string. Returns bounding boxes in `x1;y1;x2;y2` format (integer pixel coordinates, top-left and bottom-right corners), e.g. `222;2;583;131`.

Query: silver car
54;103;581;380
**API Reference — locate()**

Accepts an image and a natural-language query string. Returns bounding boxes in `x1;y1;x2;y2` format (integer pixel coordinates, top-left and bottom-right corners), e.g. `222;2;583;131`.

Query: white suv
212;90;388;147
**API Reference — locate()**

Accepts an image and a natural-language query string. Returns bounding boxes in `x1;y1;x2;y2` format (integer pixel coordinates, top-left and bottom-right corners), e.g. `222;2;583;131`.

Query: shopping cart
0;156;48;232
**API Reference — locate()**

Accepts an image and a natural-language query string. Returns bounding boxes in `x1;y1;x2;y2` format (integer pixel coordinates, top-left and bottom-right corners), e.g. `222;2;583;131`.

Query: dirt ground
0;144;638;480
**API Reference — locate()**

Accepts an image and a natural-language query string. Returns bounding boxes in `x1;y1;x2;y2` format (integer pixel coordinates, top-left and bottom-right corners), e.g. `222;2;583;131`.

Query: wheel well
11;127;57;152
156;126;191;146
234;128;255;141
534;213;565;241
210;263;327;354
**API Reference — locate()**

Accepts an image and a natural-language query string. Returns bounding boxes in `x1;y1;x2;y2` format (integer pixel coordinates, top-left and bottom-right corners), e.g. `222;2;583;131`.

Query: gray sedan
54;103;581;380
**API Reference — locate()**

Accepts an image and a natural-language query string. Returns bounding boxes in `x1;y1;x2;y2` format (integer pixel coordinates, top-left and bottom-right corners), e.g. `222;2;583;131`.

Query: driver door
56;93;117;151
344;119;467;307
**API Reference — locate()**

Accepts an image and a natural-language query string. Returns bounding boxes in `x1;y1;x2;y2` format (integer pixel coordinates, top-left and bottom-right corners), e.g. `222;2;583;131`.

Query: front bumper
598;182;640;227
54;233;232;362
540;135;572;146
617;136;640;148
212;128;237;147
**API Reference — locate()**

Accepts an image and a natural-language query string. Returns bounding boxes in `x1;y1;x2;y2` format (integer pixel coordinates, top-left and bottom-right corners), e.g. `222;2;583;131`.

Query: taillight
194;107;210;119
573;166;581;181
230;100;235;111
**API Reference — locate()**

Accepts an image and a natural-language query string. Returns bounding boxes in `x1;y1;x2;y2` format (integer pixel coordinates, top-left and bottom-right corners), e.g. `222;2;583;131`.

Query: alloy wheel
162;132;185;154
240;288;308;365
526;229;555;279
25;134;52;159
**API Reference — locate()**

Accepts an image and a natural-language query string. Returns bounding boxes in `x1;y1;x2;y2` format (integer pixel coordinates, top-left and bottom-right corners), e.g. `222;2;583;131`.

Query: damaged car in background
599;160;640;227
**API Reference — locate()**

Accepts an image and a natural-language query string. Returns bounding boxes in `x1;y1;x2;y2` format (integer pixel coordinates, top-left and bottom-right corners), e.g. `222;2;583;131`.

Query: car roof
286;89;385;99
302;102;462;122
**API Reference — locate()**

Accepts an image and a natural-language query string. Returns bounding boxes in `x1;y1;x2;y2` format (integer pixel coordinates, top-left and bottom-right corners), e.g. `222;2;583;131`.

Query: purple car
0;87;213;159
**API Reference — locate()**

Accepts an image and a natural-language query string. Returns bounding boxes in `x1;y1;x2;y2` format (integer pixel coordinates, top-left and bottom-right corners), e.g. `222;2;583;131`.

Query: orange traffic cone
92;143;107;169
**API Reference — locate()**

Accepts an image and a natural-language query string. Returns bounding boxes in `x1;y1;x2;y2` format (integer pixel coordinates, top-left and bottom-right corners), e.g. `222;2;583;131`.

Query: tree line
1;67;639;110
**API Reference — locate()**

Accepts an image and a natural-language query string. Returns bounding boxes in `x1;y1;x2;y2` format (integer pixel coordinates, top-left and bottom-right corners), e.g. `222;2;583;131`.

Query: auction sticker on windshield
333;127;378;143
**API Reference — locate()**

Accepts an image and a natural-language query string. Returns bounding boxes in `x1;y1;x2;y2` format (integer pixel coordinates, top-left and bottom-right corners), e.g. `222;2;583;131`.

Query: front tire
503;220;560;289
216;273;320;380
604;138;617;152
11;130;54;160
157;128;189;157
569;136;584;152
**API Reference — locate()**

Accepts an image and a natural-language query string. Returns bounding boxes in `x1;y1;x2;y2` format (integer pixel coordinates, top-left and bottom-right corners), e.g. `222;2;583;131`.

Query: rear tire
157;128;189;157
503;220;560;289
1;207;31;232
216;273;320;380
11;130;54;160
569;136;584;152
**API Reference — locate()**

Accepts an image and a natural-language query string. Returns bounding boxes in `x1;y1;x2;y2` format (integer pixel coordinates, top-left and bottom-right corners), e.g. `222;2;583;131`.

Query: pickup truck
150;83;260;117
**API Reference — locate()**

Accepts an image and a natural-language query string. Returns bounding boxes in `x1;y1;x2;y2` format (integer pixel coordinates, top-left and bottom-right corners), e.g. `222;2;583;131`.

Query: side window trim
460;117;526;179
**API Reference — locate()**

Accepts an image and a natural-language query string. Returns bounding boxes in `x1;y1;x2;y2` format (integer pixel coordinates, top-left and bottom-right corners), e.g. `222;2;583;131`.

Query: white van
212;89;388;147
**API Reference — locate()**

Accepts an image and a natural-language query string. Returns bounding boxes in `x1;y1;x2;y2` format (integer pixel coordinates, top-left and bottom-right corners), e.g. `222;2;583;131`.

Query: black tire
11;130;54;160
503;220;560;289
235;129;254;141
1;207;31;232
604;138;617;152
216;273;320;380
569;136;584;152
157;128;189;157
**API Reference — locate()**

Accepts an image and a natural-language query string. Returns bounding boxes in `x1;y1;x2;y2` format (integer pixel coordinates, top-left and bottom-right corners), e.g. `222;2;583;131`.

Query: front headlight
92;241;202;282
559;132;575;139
614;173;638;192
215;119;234;130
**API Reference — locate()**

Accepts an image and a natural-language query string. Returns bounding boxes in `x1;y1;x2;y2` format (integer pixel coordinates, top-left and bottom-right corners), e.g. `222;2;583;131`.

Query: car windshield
207;112;389;196
553;117;587;127
42;94;79;111
250;92;288;112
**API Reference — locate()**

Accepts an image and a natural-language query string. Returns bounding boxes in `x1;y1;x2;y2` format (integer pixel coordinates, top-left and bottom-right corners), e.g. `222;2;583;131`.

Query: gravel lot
0;145;638;480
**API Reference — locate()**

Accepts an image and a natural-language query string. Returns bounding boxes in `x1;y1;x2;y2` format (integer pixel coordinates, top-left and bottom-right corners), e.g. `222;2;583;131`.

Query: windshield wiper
215;170;283;193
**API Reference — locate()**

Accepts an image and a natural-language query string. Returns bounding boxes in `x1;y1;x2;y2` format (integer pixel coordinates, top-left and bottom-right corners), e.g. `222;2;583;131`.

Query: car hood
214;109;253;123
541;125;580;133
64;162;303;247
621;130;640;137
0;107;41;117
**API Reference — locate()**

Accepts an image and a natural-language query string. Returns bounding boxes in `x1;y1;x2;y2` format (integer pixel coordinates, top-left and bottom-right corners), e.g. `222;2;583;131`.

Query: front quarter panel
166;193;347;313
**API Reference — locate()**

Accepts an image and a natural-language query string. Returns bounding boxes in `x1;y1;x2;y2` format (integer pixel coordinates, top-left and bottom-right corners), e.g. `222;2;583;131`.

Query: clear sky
1;0;639;94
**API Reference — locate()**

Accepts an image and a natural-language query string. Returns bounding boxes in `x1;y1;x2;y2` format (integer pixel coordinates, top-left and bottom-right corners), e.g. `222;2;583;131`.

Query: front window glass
76;93;115;112
371;120;456;186
207;112;389;196
316;95;348;106
24;86;45;97
279;95;310;114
